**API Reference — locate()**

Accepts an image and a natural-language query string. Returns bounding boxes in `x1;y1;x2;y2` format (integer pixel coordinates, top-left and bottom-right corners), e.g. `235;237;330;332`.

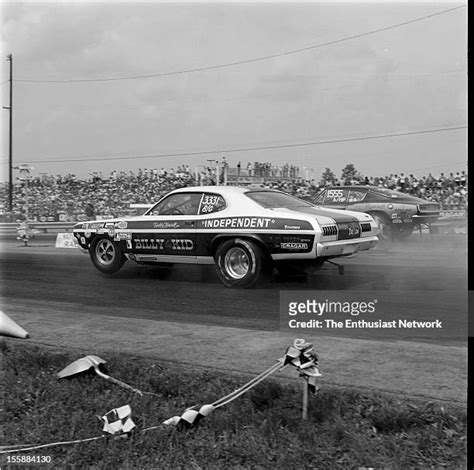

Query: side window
149;193;202;216
347;189;367;203
322;189;348;204
198;193;226;215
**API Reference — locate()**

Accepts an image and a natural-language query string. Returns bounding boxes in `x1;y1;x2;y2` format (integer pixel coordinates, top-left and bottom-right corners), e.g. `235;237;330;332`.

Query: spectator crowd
0;164;467;223
0;167;194;222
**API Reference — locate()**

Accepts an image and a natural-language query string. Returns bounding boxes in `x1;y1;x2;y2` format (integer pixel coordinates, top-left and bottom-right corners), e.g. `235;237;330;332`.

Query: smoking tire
89;236;125;274
214;238;264;288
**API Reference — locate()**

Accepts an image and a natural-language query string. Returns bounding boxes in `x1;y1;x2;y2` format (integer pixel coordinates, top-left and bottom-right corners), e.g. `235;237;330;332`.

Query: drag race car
312;186;440;240
73;186;378;288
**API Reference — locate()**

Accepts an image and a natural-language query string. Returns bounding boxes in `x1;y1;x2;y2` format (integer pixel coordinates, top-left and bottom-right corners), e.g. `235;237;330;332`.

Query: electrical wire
14;5;466;84
17;125;467;165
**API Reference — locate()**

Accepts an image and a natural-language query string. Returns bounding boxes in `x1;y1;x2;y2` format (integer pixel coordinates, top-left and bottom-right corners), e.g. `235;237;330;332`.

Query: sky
1;1;468;181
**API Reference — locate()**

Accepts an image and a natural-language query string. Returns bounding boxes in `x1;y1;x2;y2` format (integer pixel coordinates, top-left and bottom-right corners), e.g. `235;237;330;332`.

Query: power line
15;5;466;84
17;125;467;164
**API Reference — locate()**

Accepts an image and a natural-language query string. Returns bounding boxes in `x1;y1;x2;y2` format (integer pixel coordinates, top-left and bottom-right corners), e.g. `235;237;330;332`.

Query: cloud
1;2;467;177
4;4;106;73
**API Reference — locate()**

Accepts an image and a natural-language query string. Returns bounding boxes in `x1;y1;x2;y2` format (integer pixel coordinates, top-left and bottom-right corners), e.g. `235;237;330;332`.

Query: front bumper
316;236;378;257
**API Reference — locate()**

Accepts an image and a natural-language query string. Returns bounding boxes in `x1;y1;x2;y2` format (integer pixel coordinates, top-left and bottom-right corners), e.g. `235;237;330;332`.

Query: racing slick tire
368;212;392;241
214;238;266;288
89;236;126;274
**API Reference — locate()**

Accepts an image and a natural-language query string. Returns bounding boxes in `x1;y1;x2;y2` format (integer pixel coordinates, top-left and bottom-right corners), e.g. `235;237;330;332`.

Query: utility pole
3;54;13;211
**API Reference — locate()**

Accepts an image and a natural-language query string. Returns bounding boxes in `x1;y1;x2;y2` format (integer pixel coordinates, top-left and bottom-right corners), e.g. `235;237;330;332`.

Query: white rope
212;360;285;409
0;436;106;454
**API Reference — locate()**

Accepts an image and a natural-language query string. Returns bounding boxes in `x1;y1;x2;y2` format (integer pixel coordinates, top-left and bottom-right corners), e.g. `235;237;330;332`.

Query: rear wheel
89;237;125;274
214;238;265;288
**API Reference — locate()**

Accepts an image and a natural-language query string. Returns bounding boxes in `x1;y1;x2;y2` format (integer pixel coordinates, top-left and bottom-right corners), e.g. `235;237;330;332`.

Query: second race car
312;186;440;240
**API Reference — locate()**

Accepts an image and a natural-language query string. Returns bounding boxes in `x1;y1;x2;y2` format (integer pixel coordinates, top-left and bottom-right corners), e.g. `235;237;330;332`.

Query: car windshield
370;188;407;198
245;191;314;209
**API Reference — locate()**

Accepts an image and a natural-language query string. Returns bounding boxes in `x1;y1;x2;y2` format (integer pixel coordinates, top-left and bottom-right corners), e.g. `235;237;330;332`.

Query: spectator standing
85;202;95;219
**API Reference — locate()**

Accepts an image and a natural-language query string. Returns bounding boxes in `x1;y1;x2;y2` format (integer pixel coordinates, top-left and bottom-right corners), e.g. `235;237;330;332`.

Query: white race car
73;186;378;288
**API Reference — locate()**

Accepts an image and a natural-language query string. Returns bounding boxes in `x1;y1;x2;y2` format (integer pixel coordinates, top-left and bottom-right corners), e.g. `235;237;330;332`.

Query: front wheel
214;238;265;288
369;212;392;241
89;237;125;274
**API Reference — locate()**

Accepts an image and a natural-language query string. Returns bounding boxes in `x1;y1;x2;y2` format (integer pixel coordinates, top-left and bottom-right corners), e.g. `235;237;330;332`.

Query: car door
193;191;228;257
128;192;201;261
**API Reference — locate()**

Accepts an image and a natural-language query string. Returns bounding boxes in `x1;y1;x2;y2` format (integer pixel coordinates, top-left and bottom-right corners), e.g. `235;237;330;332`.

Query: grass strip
1;341;466;469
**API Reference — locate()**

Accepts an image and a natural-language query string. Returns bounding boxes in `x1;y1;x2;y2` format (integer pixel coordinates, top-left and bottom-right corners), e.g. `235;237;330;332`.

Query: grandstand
0;165;467;223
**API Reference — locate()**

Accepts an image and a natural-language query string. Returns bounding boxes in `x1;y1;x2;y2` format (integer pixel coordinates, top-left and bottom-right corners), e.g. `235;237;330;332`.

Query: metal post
302;381;308;419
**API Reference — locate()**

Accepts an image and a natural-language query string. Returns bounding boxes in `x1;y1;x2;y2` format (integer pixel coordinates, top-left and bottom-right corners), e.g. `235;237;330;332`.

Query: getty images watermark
279;291;445;336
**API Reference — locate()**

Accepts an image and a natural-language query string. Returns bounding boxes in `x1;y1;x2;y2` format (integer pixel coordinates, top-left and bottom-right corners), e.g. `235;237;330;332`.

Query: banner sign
55;232;79;249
